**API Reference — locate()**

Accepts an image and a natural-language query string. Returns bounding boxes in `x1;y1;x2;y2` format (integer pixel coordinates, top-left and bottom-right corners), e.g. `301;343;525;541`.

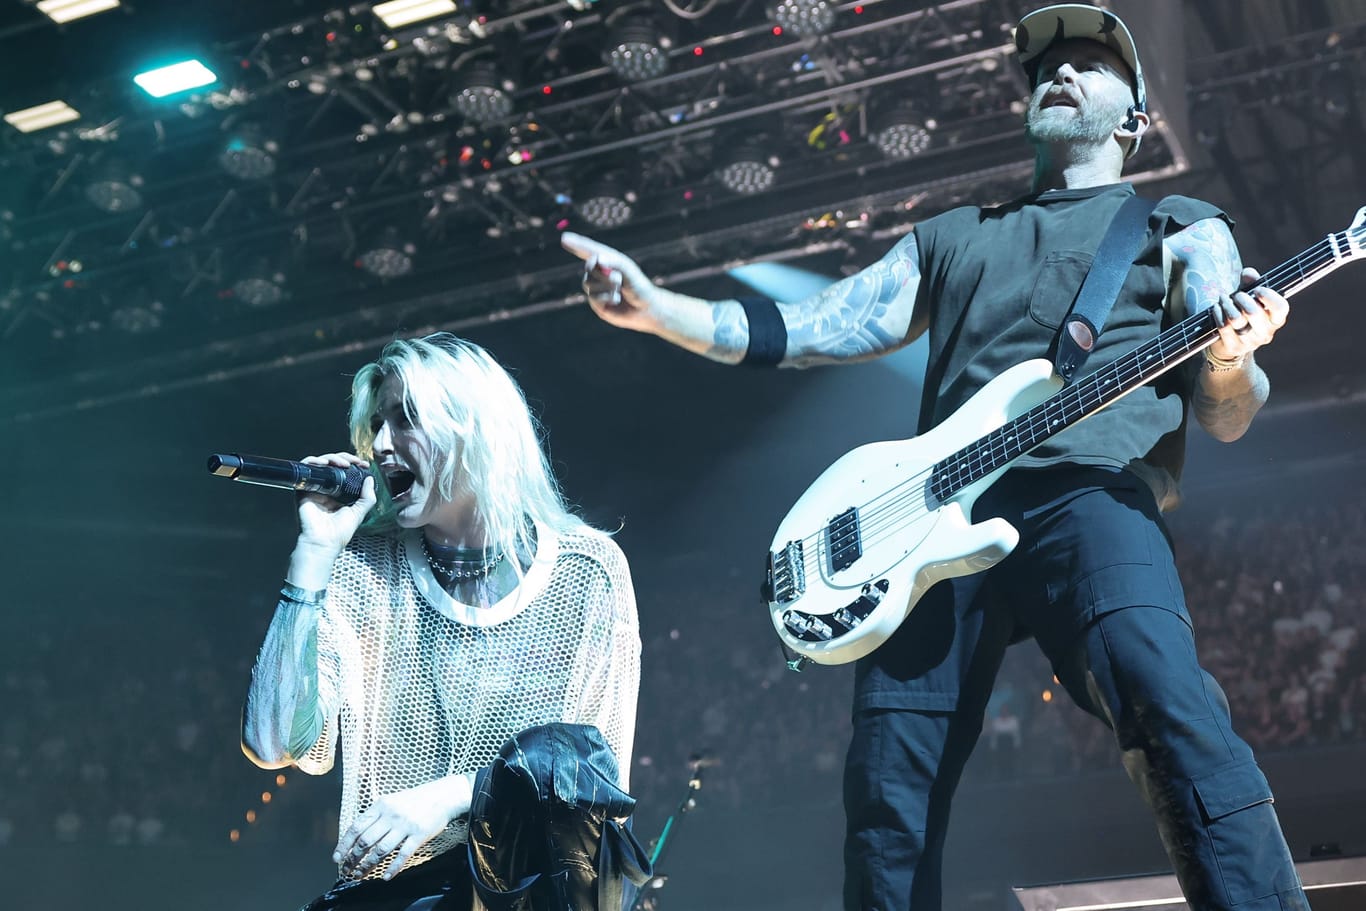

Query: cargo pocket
1193;761;1273;823
1191;760;1284;905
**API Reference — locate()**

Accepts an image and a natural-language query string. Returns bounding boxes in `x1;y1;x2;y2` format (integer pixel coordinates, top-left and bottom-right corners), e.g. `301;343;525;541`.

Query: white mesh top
299;522;640;881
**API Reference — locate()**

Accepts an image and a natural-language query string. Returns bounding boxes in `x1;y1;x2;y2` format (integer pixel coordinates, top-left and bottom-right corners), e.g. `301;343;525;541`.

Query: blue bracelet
280;582;326;605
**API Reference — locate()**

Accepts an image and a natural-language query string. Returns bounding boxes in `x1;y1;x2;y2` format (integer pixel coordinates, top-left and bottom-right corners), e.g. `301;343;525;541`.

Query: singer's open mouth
385;469;416;499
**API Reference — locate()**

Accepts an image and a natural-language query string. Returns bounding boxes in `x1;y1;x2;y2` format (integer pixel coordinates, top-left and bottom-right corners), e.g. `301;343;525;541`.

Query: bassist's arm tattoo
713;232;923;367
1167;218;1270;440
1172;217;1241;319
711;306;748;357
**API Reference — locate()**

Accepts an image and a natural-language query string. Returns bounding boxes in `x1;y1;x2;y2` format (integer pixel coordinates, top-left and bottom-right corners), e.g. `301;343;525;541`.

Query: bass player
561;5;1307;910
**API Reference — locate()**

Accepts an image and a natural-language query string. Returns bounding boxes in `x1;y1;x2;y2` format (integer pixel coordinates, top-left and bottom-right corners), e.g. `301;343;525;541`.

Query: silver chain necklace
421;536;506;582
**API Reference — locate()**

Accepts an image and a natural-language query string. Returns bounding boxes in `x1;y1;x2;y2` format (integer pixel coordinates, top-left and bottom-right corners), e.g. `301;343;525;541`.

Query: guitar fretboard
928;226;1360;503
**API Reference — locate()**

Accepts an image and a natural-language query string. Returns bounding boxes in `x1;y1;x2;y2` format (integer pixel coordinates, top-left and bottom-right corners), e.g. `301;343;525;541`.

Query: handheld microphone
207;453;369;504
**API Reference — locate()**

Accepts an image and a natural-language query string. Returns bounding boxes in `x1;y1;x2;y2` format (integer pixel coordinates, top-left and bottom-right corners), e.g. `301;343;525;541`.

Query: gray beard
1024;99;1124;146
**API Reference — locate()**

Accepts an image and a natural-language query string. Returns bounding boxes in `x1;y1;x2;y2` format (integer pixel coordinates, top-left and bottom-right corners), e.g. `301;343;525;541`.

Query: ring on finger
1234;323;1253;335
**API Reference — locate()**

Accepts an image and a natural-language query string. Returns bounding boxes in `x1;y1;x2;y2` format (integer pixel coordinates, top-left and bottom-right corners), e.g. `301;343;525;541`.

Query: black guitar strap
1053;193;1159;383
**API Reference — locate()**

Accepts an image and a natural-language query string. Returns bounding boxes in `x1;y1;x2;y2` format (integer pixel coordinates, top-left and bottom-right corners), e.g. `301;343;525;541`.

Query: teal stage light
133;60;218;98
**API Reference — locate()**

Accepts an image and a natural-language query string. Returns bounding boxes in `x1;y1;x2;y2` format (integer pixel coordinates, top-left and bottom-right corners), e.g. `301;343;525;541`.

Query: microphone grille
340;465;369;502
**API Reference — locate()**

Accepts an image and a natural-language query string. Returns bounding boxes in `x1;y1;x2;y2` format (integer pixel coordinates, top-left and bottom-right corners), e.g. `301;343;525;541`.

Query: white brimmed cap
1015;4;1146;111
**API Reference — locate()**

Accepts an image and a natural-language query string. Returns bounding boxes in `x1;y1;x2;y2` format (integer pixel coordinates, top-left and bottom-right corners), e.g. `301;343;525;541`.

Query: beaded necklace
420;535;505;584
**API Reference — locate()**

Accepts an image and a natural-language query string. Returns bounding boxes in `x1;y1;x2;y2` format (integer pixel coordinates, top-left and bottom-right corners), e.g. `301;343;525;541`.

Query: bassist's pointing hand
561;232;663;335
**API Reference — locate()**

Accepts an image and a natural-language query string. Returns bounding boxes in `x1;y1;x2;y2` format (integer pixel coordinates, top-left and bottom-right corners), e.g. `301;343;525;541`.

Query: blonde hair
349;332;595;555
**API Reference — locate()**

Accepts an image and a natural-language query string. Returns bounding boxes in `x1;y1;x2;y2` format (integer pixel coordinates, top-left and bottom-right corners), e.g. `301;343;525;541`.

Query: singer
241;332;650;911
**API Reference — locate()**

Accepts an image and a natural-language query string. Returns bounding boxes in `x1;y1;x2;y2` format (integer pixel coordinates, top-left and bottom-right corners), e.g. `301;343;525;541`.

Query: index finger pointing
561;231;604;261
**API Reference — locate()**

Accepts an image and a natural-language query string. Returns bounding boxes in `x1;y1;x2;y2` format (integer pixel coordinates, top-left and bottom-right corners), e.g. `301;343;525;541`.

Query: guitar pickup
826;507;862;573
767;540;806;604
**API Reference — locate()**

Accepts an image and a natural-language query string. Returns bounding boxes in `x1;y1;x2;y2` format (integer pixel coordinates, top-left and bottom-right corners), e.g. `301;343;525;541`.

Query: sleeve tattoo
708;232;923;366
1172;217;1242;319
1170;218;1270;440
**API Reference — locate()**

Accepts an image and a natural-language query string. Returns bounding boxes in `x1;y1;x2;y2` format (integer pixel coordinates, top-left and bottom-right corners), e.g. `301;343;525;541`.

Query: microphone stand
630;753;710;911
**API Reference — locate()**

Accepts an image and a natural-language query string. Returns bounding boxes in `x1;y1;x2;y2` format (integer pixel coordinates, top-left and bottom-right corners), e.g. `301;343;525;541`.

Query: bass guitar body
765;359;1063;666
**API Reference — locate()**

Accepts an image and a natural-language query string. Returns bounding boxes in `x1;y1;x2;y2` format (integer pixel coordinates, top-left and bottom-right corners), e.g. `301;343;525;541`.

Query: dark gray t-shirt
912;183;1229;506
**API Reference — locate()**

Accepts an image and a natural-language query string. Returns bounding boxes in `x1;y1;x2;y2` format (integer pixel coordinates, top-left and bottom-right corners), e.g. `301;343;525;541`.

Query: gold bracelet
1204;348;1247;372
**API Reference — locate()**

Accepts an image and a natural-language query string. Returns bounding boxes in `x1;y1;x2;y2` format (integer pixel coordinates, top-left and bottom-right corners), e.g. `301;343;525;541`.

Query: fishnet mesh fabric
301;529;640;882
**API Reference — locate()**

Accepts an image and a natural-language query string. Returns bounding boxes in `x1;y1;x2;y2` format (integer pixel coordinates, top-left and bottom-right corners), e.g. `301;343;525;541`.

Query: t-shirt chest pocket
1027;250;1094;329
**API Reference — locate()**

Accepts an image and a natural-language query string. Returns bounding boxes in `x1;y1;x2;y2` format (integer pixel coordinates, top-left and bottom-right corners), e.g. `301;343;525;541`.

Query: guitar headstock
1347;206;1366;254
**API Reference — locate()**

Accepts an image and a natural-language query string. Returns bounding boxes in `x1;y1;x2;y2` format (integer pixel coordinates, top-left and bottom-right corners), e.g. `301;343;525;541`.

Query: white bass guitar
763;207;1366;666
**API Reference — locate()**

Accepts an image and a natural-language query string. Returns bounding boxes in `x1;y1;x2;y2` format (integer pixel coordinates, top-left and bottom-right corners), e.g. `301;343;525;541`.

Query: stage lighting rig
84;158;144;213
372;0;459;30
133;59;218;98
574;171;637;229
219;124;279;181
357;224;418;278
869;102;935;160
450;60;515;125
768;0;836;38
3;100;80;134
605;11;671;83
109;292;164;334
714;140;779;195
231;259;287;308
31;0;120;25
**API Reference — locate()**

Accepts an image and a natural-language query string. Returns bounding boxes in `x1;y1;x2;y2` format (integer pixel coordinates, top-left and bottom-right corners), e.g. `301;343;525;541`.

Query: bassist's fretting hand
1206;267;1289;361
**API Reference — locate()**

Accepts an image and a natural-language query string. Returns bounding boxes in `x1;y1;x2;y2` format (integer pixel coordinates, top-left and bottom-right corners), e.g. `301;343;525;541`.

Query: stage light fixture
35;0;120;24
232;260;287;308
870;103;934;160
4;100;80;133
605;16;670;82
219;125;279;180
84;159;144;213
372;0;458;29
715;141;779;195
134;59;218;98
358;225;417;278
110;301;163;334
768;0;836;37
450;61;514;124
574;172;637;229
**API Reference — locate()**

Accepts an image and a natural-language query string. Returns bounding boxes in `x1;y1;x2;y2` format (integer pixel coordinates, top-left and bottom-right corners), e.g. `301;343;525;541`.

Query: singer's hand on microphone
295;453;377;556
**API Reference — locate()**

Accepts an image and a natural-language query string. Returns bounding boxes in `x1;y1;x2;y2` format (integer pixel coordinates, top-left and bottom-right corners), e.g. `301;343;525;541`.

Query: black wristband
738;296;787;366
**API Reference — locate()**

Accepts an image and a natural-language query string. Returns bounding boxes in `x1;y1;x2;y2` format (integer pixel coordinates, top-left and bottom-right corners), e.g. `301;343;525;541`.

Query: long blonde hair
349;332;594;555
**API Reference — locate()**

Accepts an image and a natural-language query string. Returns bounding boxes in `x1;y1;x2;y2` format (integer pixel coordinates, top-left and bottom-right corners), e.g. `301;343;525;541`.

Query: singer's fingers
300;452;369;469
385;834;428;880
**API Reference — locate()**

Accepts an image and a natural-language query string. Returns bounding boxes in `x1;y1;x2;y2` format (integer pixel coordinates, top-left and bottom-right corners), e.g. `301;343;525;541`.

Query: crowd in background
4;483;1363;852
